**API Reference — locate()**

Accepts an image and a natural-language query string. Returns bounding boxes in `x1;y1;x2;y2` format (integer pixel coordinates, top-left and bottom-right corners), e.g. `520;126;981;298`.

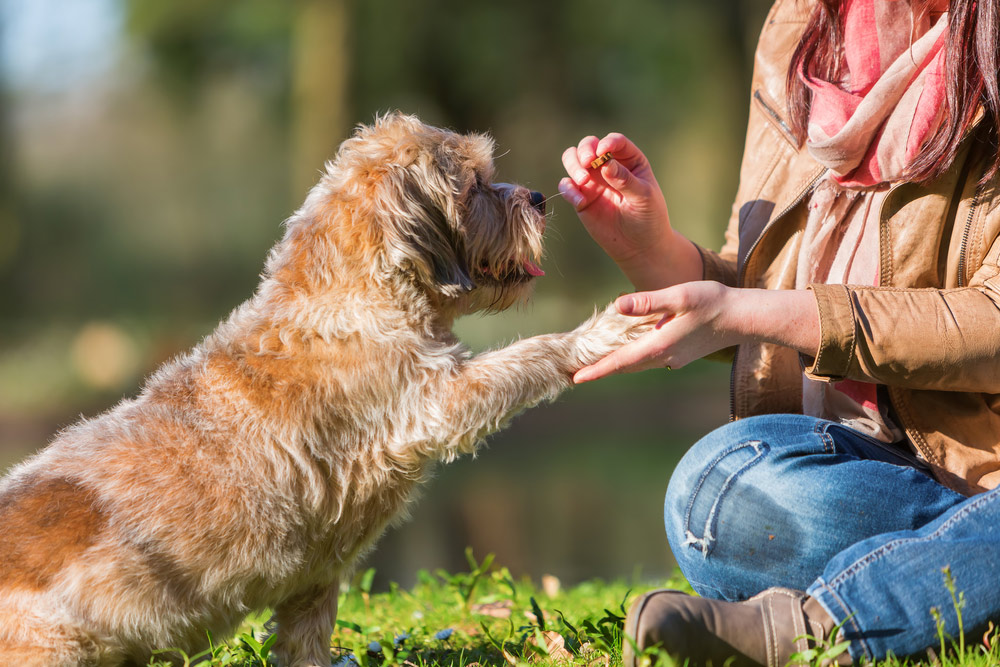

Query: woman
559;0;1000;664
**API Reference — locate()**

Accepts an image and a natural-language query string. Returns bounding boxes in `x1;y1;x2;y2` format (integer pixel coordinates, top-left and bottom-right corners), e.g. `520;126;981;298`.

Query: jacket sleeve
697;242;738;287
696;198;741;287
805;279;1000;393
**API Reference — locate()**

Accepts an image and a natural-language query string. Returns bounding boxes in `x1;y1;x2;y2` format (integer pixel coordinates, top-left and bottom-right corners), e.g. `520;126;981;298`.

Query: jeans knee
663;415;845;599
664;421;771;560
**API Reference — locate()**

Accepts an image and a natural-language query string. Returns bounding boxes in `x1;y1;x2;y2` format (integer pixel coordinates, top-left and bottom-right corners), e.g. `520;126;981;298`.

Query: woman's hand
559;133;702;291
573;284;821;383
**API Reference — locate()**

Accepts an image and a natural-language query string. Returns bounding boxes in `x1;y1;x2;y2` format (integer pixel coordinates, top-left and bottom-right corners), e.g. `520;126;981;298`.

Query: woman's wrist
616;229;704;292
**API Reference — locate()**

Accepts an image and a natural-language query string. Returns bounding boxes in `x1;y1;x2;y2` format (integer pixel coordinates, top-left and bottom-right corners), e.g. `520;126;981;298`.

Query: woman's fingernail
617;295;634;313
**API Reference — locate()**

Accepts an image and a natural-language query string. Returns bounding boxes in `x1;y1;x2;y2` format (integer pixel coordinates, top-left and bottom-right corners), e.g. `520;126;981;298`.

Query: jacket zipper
752;90;797;145
957;182;984;288
951;120;987;288
879;158;982;467
728;349;739;421
729;168;828;420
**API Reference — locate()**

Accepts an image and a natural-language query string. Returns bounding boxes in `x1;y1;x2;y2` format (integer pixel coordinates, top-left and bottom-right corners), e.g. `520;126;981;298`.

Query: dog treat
590;152;613;169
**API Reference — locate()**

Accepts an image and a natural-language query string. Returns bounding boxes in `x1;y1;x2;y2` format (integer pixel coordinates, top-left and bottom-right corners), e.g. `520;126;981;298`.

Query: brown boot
621;588;852;667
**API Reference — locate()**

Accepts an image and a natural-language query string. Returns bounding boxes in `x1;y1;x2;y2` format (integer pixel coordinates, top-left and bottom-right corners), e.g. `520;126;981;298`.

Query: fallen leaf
528;630;573;662
501;647;518;665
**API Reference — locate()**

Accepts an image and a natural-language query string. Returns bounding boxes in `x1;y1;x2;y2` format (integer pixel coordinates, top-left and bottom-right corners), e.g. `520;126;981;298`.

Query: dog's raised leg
272;584;340;667
424;304;650;460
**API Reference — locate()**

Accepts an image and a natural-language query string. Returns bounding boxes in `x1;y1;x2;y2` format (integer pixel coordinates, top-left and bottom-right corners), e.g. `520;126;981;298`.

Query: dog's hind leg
0;592;126;667
0;646;87;667
272;584;339;667
0;619;110;667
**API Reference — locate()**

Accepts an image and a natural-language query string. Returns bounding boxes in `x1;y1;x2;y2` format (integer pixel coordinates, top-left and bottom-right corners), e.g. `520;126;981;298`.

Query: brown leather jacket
699;0;1000;495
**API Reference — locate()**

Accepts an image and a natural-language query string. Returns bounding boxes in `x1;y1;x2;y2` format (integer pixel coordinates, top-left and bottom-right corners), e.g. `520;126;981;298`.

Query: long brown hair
786;0;1000;184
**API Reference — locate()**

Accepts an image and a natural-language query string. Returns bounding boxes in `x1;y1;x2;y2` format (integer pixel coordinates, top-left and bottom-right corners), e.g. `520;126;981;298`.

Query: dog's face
309;113;547;313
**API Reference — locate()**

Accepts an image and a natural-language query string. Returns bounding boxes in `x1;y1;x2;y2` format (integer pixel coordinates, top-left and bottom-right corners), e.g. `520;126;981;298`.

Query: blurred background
0;0;771;588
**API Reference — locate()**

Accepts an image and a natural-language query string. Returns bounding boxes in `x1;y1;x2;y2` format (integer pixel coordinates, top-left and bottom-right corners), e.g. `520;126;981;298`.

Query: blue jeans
664;414;1000;662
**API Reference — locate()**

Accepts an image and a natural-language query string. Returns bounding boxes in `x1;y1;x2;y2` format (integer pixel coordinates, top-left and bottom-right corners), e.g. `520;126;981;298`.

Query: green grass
145;550;998;667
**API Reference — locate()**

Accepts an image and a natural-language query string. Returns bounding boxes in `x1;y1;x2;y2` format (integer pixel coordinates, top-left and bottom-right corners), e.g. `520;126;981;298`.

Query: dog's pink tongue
523;259;545;277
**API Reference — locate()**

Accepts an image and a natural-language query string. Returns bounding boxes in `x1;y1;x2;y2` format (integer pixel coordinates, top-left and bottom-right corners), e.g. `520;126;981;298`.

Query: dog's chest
295;463;422;575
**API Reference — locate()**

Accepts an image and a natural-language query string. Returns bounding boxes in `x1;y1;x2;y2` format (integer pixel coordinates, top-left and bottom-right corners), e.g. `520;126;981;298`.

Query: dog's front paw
570;303;656;369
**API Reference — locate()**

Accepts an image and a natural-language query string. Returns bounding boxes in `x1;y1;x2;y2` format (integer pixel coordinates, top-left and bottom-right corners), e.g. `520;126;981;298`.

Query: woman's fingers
558;178;601;211
558;176;607;212
561;145;591;186
573;331;673;384
563;139;613;190
573;283;732;383
598;159;645;199
557;177;583;209
576;135;600;169
561;136;621;212
561;132;655;212
596;133;646;170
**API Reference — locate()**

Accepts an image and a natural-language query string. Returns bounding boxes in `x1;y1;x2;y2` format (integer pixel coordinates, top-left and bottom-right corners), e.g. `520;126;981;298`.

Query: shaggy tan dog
0;113;648;666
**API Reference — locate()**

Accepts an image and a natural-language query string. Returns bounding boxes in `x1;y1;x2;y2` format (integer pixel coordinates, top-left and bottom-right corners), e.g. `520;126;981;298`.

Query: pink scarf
801;0;949;187
796;0;948;442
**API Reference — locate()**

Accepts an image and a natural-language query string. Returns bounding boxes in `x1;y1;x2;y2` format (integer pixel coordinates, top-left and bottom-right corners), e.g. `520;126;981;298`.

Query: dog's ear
373;153;476;297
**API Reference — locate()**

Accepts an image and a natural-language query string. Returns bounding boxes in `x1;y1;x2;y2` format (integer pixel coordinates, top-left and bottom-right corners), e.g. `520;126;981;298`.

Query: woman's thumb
617;288;681;317
616;292;652;315
602;159;642;195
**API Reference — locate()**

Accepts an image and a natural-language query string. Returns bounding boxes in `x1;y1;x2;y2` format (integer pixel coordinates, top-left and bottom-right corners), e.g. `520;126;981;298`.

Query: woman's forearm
617;229;706;292
725;288;821;356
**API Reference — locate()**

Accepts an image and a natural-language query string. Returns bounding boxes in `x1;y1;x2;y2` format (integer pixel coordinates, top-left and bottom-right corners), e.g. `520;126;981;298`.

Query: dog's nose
529;191;546;214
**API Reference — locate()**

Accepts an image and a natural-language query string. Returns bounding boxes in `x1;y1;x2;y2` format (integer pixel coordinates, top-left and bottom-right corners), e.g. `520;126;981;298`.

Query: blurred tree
292;0;353;196
124;0;352;198
125;0;292;103
0;21;15;279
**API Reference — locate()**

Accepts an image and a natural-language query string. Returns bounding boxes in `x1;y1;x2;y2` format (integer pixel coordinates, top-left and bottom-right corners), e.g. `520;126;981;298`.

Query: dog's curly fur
0;113;649;666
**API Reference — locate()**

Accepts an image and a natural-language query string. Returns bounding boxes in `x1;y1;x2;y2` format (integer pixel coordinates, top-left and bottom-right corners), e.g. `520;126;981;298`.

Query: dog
0;113;649;666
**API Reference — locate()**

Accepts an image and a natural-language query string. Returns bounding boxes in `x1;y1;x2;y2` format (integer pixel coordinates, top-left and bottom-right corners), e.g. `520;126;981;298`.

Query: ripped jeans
664;414;1000;663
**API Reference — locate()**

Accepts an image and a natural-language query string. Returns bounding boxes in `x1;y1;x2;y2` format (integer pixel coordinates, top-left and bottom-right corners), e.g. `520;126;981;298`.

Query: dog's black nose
529;191;546;214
